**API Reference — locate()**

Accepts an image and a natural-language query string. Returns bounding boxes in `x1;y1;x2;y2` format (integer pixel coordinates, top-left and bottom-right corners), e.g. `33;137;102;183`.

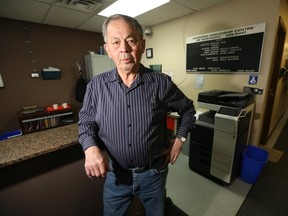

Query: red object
46;104;71;112
166;116;176;131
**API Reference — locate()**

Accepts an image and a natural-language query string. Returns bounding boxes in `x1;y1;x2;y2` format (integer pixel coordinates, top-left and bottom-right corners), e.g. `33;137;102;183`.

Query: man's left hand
169;137;183;164
161;137;184;167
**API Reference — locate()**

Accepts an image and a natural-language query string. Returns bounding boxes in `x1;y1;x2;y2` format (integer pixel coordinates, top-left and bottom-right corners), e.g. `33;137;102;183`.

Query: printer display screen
217;107;241;117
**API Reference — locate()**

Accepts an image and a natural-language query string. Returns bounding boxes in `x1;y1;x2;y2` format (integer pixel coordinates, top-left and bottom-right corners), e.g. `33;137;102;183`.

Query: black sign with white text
186;23;266;73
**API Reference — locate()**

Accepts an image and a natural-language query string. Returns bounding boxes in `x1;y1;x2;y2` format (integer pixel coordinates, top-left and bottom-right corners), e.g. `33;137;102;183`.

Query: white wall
141;0;281;146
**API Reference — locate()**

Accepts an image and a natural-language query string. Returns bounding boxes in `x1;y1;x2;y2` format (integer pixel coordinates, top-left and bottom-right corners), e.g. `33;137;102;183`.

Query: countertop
0;124;78;168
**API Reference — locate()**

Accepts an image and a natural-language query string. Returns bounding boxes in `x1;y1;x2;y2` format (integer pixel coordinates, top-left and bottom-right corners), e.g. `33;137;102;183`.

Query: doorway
260;17;287;145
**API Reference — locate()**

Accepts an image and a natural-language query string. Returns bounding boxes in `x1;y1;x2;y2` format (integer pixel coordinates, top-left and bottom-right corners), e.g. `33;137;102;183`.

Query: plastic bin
240;145;269;184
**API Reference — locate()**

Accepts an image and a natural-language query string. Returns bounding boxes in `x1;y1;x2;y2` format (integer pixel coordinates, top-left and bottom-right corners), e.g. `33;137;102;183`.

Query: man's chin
122;63;135;72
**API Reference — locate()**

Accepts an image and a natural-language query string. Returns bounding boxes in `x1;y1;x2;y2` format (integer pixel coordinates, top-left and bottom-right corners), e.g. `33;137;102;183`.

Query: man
78;14;196;216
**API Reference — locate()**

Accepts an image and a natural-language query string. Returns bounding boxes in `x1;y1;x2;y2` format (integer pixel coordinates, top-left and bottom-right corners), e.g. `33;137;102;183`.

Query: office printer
189;90;254;185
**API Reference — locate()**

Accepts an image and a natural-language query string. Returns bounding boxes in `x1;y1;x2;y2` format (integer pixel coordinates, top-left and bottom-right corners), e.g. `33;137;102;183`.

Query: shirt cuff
81;136;97;151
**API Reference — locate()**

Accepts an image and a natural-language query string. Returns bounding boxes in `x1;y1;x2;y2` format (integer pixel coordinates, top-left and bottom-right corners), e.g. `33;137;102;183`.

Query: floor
165;119;288;216
166;154;252;216
236;120;288;216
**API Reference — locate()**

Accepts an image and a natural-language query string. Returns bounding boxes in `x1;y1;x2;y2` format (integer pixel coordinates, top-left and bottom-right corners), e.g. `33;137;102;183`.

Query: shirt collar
104;64;155;84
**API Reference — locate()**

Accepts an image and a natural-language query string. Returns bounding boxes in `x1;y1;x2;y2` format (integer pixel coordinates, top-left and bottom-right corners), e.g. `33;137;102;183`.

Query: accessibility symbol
249;75;258;85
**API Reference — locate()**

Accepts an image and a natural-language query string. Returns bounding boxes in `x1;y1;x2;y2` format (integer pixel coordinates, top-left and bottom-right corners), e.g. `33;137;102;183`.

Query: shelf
18;107;76;134
21;112;73;123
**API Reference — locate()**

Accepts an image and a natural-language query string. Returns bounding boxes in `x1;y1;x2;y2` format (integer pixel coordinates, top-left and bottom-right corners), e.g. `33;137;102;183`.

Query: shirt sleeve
166;79;196;138
78;82;99;151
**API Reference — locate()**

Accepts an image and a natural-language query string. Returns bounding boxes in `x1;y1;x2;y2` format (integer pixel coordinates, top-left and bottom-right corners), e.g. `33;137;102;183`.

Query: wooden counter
0;123;78;168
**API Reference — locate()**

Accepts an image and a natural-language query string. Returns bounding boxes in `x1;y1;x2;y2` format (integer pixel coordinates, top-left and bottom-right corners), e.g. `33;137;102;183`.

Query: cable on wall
23;23;39;78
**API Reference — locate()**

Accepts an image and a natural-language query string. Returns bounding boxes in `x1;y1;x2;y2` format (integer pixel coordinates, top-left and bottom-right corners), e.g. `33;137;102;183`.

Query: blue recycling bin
240;145;269;184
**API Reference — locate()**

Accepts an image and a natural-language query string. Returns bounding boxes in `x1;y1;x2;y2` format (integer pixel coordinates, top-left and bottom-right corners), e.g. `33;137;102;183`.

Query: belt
127;165;151;173
127;156;165;173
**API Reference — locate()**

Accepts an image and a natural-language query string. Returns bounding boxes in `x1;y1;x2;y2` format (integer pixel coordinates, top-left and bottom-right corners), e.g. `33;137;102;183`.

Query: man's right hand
84;146;110;179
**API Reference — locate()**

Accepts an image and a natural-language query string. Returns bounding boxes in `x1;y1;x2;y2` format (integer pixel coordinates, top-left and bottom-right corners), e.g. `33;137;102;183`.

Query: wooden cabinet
18;107;76;134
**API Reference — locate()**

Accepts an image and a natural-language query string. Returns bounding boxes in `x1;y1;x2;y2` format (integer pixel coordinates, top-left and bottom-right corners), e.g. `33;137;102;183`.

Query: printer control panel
217;107;241;117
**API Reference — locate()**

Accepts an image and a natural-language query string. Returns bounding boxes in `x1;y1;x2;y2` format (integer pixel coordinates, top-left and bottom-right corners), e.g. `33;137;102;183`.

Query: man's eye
127;40;136;46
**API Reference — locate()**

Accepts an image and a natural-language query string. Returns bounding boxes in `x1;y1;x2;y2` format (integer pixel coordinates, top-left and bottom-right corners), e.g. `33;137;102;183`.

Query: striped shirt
78;64;196;169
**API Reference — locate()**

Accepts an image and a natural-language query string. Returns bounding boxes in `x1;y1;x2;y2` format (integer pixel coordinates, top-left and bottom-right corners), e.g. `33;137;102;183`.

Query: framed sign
186;23;266;73
146;48;153;58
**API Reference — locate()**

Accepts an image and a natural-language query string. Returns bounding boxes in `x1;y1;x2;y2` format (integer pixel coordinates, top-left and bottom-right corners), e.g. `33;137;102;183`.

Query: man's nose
120;41;131;52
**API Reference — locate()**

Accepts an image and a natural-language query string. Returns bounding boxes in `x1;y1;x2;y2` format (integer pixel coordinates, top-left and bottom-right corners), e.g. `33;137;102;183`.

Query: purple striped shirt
78;64;196;169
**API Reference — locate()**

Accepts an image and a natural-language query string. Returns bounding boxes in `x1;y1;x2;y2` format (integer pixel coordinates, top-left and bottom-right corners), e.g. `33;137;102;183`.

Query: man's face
104;18;145;73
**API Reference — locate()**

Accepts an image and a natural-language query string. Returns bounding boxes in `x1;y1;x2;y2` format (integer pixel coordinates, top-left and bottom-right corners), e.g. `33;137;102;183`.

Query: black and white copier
189;90;254;185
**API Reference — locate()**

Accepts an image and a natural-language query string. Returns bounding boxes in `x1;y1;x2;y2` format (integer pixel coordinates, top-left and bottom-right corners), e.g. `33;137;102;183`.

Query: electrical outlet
243;86;263;95
253;88;263;95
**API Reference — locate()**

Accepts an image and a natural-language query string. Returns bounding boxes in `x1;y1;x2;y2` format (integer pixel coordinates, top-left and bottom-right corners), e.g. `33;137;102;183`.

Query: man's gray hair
102;14;143;43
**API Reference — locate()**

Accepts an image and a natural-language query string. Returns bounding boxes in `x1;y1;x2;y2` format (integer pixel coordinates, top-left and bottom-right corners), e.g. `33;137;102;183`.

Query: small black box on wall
42;70;61;80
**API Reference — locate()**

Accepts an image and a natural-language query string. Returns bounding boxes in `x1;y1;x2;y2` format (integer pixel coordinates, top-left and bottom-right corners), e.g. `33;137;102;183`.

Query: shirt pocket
141;95;167;125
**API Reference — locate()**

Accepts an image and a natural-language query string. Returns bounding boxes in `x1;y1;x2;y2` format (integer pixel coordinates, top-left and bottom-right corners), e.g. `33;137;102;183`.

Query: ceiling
0;0;230;32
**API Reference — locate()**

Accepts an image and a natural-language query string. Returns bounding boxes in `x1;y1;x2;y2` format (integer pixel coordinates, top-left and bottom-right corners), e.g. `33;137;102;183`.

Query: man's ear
141;39;146;54
104;44;111;58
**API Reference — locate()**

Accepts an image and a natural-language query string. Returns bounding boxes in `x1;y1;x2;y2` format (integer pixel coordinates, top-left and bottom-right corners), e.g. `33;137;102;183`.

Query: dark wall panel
0;18;103;132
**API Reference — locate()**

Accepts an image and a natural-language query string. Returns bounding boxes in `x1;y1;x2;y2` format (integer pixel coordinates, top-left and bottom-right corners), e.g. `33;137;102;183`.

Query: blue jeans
103;164;168;216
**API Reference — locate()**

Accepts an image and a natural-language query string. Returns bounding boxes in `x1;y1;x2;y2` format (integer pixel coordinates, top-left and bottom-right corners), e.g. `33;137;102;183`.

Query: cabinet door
210;130;236;183
84;54;114;81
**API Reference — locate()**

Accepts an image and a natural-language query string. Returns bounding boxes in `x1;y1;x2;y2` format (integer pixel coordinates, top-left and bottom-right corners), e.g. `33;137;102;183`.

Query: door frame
260;17;287;145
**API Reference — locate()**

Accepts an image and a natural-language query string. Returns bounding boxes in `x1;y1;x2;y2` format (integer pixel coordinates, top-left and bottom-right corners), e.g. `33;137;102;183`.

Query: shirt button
128;123;132;127
127;105;130;108
128;143;132;147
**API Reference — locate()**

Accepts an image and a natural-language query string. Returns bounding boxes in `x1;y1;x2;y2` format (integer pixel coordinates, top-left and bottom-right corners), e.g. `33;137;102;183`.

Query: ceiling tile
137;1;194;27
43;5;93;28
0;0;50;23
77;15;107;32
172;0;230;10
